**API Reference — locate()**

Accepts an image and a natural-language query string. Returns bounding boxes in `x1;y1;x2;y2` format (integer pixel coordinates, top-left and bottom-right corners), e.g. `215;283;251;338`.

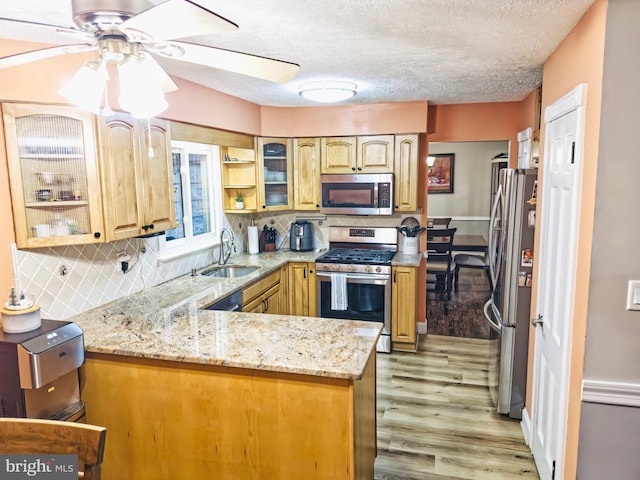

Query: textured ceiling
0;0;595;107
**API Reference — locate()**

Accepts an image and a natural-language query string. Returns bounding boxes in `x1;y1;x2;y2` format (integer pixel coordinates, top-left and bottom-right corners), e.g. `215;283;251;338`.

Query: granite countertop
70;251;389;380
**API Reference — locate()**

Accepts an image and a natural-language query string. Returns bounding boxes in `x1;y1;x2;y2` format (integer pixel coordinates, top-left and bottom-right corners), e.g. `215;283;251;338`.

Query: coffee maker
289;221;314;251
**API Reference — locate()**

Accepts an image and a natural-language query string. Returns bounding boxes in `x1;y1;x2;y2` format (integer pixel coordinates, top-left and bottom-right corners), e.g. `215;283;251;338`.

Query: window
159;141;223;257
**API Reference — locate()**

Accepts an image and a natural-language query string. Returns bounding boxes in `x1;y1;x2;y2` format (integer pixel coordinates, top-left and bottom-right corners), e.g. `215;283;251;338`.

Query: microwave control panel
378;183;391;208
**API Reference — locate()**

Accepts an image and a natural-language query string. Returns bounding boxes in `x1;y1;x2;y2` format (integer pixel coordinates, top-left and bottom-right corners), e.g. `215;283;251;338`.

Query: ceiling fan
0;0;301;116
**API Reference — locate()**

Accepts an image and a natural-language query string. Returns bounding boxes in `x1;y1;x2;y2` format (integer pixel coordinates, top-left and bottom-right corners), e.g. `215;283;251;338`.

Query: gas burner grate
317;248;396;265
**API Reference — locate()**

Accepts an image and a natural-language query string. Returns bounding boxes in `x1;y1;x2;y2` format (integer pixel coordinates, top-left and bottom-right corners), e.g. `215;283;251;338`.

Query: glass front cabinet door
257;138;292;211
2;103;104;248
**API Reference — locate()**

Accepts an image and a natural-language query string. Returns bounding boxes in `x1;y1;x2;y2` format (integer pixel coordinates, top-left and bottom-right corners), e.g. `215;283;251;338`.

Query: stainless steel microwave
320;173;394;215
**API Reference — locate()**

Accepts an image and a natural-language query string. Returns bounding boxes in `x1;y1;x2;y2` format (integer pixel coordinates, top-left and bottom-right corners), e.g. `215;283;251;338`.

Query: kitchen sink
201;266;259;278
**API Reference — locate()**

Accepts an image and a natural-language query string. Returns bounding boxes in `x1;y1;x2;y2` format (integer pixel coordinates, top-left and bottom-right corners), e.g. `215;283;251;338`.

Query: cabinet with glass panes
2;103;104;248
257;137;292;211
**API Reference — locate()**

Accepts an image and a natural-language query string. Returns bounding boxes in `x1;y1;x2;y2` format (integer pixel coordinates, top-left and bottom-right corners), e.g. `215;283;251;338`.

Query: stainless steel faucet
219;227;235;264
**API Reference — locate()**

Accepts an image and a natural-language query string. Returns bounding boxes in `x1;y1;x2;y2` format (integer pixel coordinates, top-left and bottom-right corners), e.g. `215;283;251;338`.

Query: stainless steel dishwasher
206;291;242;311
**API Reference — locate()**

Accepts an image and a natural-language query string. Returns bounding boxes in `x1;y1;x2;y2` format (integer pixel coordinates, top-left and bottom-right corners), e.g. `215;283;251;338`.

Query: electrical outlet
116;252;130;263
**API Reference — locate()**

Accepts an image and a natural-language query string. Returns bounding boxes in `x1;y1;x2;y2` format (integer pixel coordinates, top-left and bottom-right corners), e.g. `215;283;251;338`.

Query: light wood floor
374;334;539;479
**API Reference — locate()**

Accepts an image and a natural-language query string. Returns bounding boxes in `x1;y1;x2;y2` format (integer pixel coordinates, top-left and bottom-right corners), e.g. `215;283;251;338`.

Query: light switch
626;280;640;311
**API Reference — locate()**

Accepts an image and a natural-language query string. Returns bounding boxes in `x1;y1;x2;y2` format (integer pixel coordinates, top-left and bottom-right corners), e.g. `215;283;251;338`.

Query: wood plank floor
374;336;539;478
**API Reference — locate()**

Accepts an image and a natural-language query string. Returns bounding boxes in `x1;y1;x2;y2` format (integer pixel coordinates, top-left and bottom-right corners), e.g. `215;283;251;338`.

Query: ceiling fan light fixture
57;60;108;115
299;81;357;103
117;55;168;119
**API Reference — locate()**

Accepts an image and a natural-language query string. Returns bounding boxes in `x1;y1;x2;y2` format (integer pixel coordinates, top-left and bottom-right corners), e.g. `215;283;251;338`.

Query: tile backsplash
13;211;420;320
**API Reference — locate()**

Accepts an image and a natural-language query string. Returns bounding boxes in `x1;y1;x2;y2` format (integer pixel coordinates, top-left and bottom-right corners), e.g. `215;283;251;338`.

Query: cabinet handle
149;224;154;230
393;271;397;283
357;167;362;171
395;205;399;209
303;267;307;279
142;225;149;232
315;204;319;208
351;167;356;171
94;232;101;239
262;205;266;209
309;269;313;274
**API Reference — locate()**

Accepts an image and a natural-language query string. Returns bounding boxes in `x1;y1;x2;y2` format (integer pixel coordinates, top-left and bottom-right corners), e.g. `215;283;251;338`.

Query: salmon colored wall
260;101;428;137
529;1;607;478
0;115;15;297
427;101;533;165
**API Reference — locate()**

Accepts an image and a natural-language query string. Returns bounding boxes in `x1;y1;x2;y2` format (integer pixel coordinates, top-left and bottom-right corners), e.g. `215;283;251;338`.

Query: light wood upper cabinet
2;103;105;248
320;136;356;173
357;135;394;173
394;134;419;211
293;138;321;210
257;138;292;211
98;113;175;241
220;145;257;212
287;262;316;316
391;265;418;351
320;135;394;173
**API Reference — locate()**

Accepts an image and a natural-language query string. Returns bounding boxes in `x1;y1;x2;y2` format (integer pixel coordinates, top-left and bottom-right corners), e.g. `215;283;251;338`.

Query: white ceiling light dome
299;80;357;103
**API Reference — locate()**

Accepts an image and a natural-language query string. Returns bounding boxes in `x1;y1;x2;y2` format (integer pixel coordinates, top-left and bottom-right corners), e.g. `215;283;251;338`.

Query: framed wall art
427;153;455;194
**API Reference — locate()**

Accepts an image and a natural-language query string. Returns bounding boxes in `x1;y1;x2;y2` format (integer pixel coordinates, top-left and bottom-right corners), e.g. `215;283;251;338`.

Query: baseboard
520;407;532;446
582;379;640;407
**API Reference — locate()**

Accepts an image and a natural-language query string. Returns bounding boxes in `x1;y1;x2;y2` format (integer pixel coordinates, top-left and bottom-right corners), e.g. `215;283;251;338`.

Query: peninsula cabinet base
81;353;376;480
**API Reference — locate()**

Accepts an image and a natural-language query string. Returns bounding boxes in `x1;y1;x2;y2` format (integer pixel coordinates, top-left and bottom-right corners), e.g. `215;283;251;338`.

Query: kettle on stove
289;221;314;252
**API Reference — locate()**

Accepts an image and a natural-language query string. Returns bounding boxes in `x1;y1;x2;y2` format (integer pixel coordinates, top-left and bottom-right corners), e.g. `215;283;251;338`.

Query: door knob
531;314;544;327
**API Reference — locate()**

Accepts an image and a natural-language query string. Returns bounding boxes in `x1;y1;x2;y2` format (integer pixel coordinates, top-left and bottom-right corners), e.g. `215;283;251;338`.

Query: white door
531;84;587;480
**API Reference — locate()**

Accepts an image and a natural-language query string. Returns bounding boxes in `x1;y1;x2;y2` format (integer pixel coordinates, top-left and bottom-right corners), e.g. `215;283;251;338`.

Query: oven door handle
316;272;391;283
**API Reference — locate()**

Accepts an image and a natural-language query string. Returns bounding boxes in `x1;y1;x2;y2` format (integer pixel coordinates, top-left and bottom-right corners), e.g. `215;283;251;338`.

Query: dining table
452;234;487;253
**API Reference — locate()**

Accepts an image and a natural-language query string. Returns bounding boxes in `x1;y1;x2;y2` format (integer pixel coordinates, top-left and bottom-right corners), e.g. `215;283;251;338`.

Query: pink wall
427;101;533;164
534;1;607;478
261;101;428;137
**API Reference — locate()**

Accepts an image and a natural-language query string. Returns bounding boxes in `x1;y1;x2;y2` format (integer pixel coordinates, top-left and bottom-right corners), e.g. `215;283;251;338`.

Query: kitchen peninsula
70;253;381;480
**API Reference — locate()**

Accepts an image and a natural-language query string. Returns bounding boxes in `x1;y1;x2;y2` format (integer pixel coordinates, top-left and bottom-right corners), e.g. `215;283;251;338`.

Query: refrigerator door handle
484;298;501;333
488;186;503;289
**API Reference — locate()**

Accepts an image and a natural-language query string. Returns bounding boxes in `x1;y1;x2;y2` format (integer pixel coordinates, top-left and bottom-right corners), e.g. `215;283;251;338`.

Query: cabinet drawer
242;269;281;305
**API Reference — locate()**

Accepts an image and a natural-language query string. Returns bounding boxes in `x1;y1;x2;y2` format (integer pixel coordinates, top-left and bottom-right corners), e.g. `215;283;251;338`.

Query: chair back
427;227;457;257
427;217;452;228
0;418;106;480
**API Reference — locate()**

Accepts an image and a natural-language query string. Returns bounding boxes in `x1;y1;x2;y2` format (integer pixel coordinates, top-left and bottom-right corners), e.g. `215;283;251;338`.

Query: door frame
528;83;588;479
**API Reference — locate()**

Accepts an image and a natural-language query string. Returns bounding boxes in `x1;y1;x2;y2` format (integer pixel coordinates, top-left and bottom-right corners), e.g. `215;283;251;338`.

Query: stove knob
375;266;382;273
323;264;330;270
332;264;340;271
364;266;372;273
348;265;356;272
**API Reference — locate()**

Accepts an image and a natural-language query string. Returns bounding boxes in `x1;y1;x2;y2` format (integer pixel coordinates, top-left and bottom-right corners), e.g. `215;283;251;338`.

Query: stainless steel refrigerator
484;168;537;419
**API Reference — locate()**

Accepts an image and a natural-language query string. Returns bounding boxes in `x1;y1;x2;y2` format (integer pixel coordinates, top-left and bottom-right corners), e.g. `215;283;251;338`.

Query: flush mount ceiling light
299;81;357;103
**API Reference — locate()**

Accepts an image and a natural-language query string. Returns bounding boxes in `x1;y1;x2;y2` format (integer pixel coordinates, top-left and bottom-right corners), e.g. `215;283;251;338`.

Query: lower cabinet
242;269;283;314
391;266;418;351
287;262;316;316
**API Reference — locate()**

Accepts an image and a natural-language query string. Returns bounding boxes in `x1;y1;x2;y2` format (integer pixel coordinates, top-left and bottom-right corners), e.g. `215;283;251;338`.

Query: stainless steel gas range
315;227;397;353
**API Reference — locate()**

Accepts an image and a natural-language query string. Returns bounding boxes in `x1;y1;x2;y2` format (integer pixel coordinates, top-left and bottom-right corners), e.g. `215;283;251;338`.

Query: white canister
32;224;52;238
403;236;419;255
1;304;42;334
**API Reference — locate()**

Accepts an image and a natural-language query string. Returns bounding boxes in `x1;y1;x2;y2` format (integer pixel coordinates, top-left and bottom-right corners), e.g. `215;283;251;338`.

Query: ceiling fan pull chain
147;117;154;158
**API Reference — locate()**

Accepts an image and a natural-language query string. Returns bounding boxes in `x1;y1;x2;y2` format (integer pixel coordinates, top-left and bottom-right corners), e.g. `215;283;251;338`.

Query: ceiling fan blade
0;16;94;42
120;0;238;42
0;44;97;70
148;41;300;84
139;51;179;93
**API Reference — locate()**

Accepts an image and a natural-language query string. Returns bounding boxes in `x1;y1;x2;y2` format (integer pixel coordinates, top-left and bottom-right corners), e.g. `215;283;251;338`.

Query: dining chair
427;217;452;228
426;227;457;310
0;418;107;480
453;253;492;291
